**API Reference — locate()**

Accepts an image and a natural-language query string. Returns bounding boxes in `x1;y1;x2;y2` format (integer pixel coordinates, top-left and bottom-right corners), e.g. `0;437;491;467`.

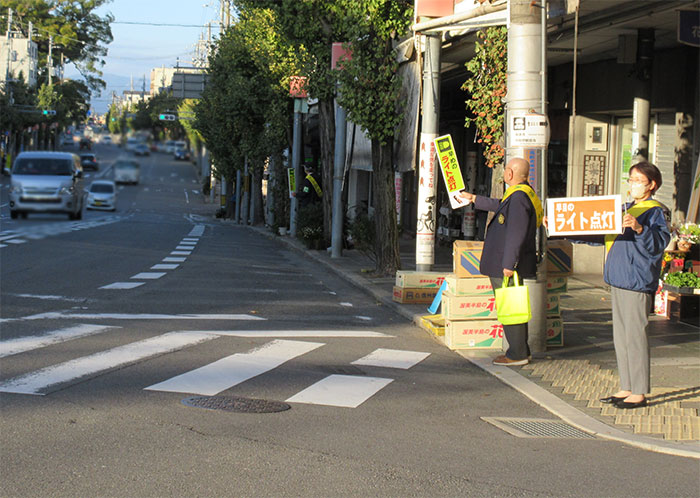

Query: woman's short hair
630;161;662;193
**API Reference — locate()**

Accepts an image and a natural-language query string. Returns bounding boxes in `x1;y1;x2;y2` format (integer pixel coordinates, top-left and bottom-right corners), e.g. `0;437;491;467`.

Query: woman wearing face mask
598;161;670;408
546;161;669;408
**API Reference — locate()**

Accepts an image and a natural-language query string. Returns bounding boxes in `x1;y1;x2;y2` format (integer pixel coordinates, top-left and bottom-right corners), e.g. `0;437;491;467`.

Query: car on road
86;180;117;211
61;134;73;147
133;143;150;156
101;135;112;144
79;153;99;171
163;140;176;154
79;137;92;150
113;159;140;185
125;137;140;152
8;151;84;220
173;148;190;161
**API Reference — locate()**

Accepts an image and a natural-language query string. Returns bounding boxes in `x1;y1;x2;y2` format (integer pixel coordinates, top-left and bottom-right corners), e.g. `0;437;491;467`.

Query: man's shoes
492;354;529;366
600;395;627;404
615;398;648;409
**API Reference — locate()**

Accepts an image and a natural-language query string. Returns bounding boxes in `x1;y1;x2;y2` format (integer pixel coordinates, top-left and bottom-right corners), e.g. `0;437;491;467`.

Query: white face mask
628;182;649;199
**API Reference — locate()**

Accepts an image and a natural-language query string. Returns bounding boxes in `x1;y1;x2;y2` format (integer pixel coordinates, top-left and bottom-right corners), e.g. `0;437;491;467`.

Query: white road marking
0;332;218;395
0;313;265;323
131;272;166;279
10;294;85;302
0;324;119;358
175;245;194;250
351;349;430;370
286;375;394;408
181;238;198;242
100;282;145;290
5;239;26;244
189;225;204;237
195;330;392;338
355;316;373;321
184;189;189;204
163;257;186;262
171;251;192;256
151;264;179;270
0;244;6;248
340;302;353;307
145;339;324;395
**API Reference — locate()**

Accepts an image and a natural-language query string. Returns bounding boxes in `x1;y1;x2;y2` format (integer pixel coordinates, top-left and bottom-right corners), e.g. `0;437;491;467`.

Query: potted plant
675;222;700;252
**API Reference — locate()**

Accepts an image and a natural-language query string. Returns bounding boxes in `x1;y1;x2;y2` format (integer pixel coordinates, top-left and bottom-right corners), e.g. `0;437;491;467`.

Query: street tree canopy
1;0;114;91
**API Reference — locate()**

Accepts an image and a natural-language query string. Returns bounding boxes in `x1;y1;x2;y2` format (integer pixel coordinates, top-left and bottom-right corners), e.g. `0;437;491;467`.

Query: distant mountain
91;73;151;114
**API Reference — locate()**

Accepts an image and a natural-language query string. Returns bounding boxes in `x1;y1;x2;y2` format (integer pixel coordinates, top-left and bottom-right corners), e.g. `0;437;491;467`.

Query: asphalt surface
1;140;699;497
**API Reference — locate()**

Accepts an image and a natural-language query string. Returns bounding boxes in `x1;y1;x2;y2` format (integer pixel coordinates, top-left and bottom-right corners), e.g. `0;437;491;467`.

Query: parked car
125;137;140;152
173;148;190;161
133;143;150;156
113;159;140;185
86;180;117;211
79;153;99;171
8;151;84;220
79;137;92;150
163;140;176;154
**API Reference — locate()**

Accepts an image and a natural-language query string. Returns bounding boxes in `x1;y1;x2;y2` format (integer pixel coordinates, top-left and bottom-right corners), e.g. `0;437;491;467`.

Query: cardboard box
547;240;573;276
445;274;494;296
445;319;504;350
441;292;497;320
393;286;439;304
546;294;560;316
421;314;445;337
546;275;568;294
453;240;484;278
546;317;564;347
395;270;446;289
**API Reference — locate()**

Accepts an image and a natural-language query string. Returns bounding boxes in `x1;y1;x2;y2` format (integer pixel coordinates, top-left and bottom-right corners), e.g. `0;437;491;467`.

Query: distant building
0;34;39;87
150;65;204;95
122;90;150;108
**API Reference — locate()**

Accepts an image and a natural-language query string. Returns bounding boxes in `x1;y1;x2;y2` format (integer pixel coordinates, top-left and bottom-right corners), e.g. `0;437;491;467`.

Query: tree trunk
318;97;335;245
371;137;401;276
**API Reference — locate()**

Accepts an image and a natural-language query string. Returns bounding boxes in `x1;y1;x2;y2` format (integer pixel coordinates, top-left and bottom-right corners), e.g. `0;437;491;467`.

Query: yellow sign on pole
434;135;468;209
287;168;296;199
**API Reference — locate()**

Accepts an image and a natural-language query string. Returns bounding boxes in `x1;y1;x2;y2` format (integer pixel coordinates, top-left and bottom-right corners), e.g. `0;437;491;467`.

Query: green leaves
462;26;507;168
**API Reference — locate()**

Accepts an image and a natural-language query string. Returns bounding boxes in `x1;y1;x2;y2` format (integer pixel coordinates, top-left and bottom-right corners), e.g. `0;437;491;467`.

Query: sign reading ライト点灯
546;195;623;236
509;112;550;148
433;135;468;209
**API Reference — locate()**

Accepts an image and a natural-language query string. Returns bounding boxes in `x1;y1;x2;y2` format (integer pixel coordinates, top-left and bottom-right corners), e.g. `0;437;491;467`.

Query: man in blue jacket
460;157;542;366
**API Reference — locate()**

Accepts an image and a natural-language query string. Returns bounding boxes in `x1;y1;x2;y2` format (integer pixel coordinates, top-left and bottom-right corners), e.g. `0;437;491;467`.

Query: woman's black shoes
615;398;648;409
600;396;627;404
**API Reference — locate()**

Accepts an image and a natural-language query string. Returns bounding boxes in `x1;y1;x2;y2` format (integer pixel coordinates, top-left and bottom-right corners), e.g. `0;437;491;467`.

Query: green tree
1;0;114;91
336;0;413;275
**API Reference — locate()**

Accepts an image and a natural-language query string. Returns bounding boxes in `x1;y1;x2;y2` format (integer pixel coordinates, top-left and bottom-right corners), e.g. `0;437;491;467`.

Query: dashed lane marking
131;272;167;280
100;282;145;290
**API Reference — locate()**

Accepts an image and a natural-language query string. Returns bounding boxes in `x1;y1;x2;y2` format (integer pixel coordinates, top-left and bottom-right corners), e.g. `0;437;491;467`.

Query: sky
66;0;226;114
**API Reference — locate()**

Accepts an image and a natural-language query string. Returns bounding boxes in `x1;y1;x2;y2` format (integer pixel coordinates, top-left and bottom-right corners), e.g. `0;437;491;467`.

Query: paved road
1;143;698;496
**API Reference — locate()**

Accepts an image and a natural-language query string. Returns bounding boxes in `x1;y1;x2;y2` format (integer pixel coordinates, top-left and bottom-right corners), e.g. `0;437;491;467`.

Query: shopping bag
494;271;531;325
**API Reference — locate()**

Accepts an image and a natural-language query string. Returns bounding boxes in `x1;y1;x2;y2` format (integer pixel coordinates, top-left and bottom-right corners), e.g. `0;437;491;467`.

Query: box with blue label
547;240;573;276
453;241;484;278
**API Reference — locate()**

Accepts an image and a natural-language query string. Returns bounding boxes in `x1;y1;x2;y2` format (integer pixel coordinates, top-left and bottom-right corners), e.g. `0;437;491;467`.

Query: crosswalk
0;324;430;408
0;215;124;248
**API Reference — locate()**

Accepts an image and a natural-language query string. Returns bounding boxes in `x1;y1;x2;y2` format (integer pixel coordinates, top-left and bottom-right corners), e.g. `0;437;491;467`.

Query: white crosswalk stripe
0;331;218;395
0;324;119;358
145;339;324;396
286;375;394;408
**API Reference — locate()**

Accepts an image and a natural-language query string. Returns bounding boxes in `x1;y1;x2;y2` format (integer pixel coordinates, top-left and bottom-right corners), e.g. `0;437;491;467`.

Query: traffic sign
42;110;56;116
159;114;177;121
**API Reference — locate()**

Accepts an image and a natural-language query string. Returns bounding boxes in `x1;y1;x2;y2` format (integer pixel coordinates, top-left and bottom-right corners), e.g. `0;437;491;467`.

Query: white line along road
0;332;220;395
0;324;120;358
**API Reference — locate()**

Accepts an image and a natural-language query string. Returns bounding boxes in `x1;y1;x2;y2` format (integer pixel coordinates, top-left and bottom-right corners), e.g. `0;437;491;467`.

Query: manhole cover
482;417;596;439
182;396;291;413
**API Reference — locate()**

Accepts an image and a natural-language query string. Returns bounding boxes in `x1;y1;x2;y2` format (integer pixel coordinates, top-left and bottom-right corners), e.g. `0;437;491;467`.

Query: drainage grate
182;396;291;413
482;417;596;439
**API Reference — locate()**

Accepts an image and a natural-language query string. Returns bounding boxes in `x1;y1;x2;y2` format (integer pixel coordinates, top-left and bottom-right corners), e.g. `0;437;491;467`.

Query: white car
86;180;117;211
125;137;140;152
113;159;140;185
101;135;112;144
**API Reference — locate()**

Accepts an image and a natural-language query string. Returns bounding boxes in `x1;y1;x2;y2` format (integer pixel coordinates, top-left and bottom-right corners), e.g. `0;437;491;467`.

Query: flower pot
677;239;693;252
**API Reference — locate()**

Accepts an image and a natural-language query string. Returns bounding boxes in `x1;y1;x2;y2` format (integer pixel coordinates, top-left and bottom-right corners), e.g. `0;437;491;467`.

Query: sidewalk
248;225;700;459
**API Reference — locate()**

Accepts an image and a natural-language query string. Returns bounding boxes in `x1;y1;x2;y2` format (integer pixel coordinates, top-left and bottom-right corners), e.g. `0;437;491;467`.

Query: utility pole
289;99;303;237
47;35;53;85
506;0;548;353
416;33;441;271
632;28;654;163
331;43;350;258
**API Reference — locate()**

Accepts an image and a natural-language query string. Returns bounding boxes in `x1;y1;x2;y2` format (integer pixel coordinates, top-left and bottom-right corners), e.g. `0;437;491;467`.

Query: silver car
86;180;117;211
8;151;84;220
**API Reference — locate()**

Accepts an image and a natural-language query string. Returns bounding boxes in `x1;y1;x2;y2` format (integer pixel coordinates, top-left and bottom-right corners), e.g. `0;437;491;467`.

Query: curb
249;226;700;459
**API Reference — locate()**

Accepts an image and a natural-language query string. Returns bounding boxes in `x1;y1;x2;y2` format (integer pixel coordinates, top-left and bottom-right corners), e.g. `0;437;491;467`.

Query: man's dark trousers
489;275;531;361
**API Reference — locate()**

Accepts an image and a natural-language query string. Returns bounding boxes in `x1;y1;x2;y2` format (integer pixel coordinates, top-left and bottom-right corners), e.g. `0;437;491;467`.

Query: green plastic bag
494;271;531;325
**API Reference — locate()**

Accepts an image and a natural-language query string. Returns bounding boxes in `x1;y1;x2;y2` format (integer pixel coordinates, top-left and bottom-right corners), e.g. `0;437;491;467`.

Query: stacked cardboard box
442;241;503;350
392;271;446;304
545;242;572;347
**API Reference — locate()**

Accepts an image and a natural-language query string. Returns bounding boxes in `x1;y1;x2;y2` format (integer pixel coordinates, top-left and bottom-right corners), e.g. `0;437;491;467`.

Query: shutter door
653;113;675;212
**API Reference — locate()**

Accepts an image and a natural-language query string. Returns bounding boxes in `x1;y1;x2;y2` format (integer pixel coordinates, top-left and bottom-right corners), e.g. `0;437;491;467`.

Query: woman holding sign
547;162;670;409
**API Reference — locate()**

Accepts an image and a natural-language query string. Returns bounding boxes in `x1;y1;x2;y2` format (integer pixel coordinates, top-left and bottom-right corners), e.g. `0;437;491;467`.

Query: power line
112;21;212;28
